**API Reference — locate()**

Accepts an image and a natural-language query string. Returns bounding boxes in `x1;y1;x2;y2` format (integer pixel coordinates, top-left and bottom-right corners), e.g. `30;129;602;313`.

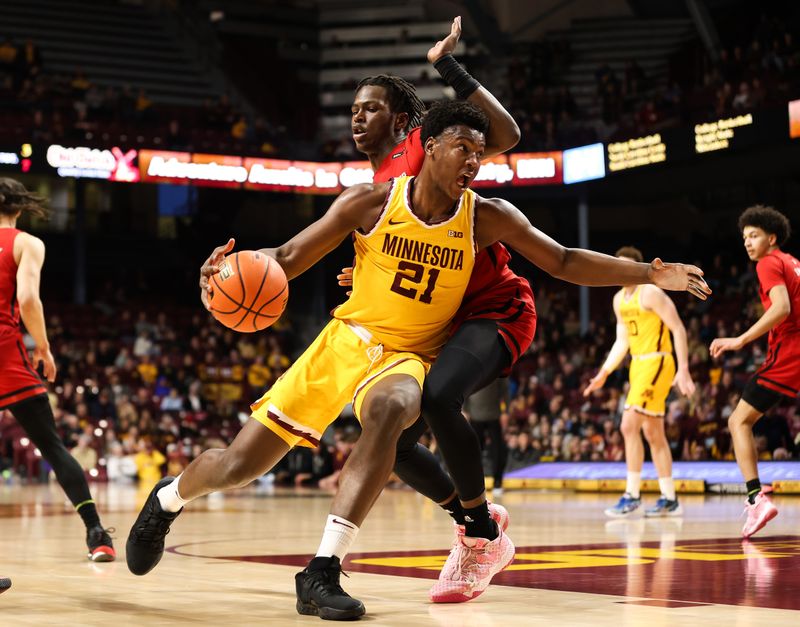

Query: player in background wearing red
0;178;115;561
711;205;800;538
319;17;535;607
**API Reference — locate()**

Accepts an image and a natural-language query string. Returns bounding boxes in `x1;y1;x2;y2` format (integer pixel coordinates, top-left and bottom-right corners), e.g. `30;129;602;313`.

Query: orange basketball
208;250;288;332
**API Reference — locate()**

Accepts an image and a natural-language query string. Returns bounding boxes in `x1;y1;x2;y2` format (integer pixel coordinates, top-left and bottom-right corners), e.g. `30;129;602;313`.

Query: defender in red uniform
711;205;800;538
296;18;534;616
0;178;115;561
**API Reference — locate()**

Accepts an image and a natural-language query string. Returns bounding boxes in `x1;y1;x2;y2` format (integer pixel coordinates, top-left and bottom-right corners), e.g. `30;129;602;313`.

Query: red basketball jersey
756;249;800;346
0;227;47;409
0;228;21;338
372;128;536;364
373;127;425;181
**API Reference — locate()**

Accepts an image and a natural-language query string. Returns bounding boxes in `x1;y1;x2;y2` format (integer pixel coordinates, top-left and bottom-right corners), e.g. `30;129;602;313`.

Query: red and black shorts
742;338;800;413
0;332;47;410
456;291;537;375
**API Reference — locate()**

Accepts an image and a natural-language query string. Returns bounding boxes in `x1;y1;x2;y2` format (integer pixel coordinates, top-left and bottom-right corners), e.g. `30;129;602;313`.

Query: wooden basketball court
1;482;798;625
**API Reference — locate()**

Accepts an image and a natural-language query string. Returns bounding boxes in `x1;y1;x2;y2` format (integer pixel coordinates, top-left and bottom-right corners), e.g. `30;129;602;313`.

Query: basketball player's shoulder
13;230;44;259
639;283;665;308
334;181;393;210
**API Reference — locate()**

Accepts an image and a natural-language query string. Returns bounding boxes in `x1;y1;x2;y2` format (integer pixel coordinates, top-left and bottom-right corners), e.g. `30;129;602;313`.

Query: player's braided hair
356;74;426;131
0;178;49;219
738;204;791;246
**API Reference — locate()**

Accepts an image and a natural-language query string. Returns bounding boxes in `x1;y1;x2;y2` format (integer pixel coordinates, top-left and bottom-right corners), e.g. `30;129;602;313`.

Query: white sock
157;473;189;513
626;471;642;498
659;477;676;501
315;514;360;560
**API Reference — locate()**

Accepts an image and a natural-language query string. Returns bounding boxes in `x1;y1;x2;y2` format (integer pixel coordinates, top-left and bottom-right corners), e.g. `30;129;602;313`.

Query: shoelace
313;565;350;596
133;515;173;543
88;526;115;546
454;541;490;585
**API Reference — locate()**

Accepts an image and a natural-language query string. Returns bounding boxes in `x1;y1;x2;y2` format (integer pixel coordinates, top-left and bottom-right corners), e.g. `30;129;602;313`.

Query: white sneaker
430;530;515;603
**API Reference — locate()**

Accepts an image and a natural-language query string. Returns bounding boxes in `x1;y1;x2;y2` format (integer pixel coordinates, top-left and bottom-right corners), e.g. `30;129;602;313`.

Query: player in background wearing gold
711;206;799;538
584;246;696;518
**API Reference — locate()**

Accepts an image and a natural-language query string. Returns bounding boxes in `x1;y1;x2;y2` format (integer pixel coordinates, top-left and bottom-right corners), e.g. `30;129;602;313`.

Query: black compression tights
10;395;94;508
394;320;511;503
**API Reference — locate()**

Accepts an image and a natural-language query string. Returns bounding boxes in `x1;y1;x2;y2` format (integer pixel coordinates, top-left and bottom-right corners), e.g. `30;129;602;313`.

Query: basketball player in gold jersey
584;246;696;518
126;102;710;620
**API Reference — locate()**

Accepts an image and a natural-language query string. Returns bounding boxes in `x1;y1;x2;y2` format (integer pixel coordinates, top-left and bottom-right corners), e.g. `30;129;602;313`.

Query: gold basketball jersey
618;286;673;356
333;175;476;356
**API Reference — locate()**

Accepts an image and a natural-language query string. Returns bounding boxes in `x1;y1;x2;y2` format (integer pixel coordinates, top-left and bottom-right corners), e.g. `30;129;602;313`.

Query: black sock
76;500;101;529
463;502;497;540
746;478;762;504
440;495;466;525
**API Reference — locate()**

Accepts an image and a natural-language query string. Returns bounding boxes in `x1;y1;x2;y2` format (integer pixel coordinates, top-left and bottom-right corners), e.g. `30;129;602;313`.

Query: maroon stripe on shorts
267;410;320;447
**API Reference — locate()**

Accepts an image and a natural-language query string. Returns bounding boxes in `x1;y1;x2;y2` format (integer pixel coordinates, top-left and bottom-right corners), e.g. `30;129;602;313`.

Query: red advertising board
509;151;563;186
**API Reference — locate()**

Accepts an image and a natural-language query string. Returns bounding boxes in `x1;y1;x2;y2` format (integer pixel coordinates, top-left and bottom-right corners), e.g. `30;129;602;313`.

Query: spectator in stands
0;36;18;74
133;439;165;484
106;441;138;483
70;434;98;473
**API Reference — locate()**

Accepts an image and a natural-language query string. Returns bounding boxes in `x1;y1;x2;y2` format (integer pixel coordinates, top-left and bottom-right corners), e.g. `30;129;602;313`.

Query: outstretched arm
476;197;711;299
199;183;388;309
428;16;520;157
710;284;790;358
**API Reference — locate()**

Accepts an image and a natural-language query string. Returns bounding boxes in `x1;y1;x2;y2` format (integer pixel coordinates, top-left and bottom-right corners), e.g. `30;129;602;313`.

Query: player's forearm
432;53;520;156
556;249;652;286
601;338;629;373
467;87;520;157
18;297;49;349
671;326;690;370
740;305;790;345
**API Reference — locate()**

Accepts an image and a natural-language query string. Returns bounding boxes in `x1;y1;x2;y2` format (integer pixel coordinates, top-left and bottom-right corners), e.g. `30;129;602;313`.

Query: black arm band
433;54;481;100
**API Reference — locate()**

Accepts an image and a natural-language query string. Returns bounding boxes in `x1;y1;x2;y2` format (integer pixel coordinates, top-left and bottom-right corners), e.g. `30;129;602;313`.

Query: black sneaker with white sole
126;477;182;576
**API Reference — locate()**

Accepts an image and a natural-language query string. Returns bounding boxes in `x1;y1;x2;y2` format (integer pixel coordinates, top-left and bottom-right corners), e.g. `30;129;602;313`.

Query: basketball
208;250;288;332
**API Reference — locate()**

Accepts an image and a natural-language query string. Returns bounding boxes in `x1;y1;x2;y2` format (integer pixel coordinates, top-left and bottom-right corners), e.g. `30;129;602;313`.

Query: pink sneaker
742;491;778;538
430;530;515;603
437;502;511;587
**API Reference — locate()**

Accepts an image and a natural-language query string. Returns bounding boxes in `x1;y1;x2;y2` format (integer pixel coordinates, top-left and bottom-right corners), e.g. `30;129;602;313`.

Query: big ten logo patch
642;389;655;400
448;230;464;239
219;261;234;281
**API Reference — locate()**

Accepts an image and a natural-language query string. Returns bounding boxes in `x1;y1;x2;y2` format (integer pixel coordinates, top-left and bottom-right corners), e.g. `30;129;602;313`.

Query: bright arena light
89;468;99;478
20;437;30;447
34;448;41;457
94;428;103;437
99;420;108;429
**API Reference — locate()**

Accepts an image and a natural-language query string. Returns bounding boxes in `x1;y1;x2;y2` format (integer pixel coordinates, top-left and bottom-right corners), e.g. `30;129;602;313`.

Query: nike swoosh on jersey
388;219;405;226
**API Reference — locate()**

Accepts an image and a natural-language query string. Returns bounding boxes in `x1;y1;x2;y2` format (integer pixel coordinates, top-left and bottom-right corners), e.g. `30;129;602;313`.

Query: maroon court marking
168;535;800;611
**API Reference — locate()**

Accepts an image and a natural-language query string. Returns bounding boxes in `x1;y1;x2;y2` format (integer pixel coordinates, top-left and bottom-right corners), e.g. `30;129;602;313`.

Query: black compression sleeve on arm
433;54;481;100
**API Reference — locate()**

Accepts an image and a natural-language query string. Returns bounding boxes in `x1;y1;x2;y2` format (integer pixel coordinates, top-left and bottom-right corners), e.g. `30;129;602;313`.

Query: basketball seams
210;250;288;331
232;254;271;330
210;274;244;315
